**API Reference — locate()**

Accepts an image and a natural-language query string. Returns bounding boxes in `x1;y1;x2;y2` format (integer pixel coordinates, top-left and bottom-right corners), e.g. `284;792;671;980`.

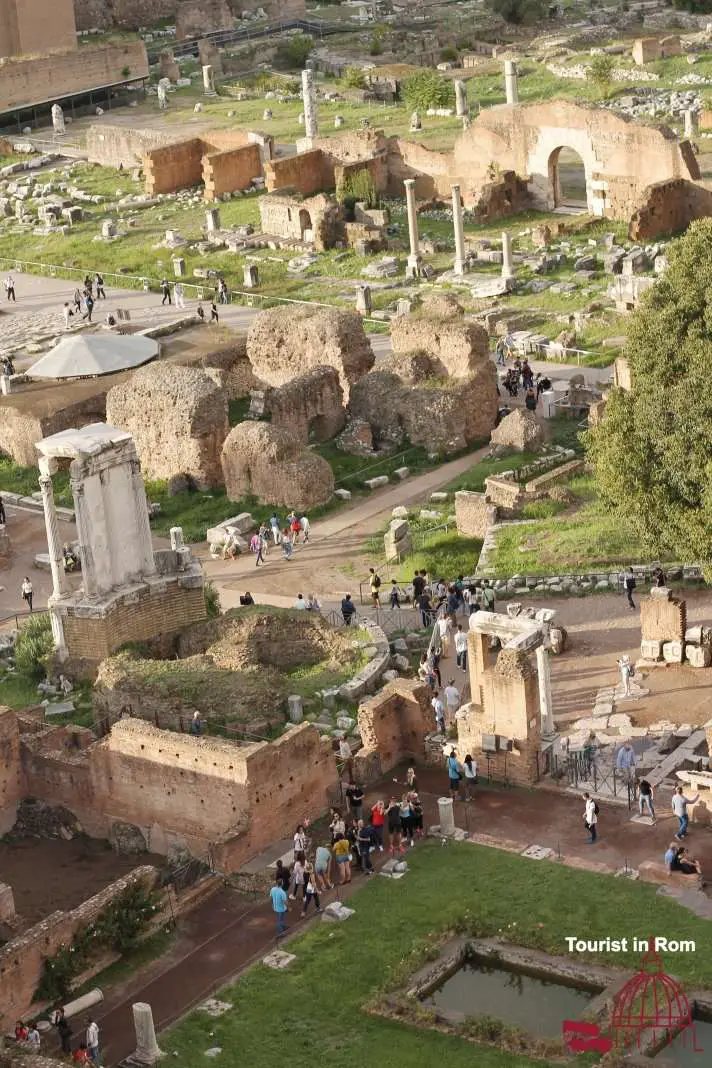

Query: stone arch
299;208;313;241
526;125;603;216
549;146;587;211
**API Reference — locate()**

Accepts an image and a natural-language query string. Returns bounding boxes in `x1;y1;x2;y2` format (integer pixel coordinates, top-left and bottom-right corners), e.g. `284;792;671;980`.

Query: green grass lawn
396;530;482;583
164;840;712;1068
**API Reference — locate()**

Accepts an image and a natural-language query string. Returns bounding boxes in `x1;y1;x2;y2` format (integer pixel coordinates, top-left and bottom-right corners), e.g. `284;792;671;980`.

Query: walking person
332;833;351;884
210;301;219;323
63;301;74;329
617;656;634;698
174;282;185;309
346;781;364;823
616;740;636;785
301;861;321;916
386;797;403;854
447;748;462;800
95;273;105;299
160;278;172;305
289;851;306;901
85;1017;100;1066
623;566;637;609
73;287;82;312
369;567;381;606
293;823;308;860
638;778;655;820
410;791;424;840
389;579;401;609
583;792;598;844
314;841;333;891
481;579;495;612
432;690;445;733
444;678;460;726
341;592;356;625
197;302;205;322
437;612;453;656
418;589;433;629
357;819;376;875
4;274;16;301
218;277;228;305
463;754;478;800
82;292;94;322
400;794;415;848
673;785;699;840
369;799;385;851
299;514;310;543
53;1008;72;1055
21;576;33;612
270;875;289;936
250;531;264;567
455;624;468;671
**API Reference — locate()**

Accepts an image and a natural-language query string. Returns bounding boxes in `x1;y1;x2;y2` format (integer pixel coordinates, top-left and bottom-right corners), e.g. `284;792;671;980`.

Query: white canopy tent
27;335;159;379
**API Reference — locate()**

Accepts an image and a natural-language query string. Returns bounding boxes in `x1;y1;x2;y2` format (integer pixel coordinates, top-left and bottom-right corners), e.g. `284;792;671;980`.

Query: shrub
486;0;546;23
402;69;454;111
14;613;54;681
280;33;313;69
588;54;615;98
204;579;221;619
370;33;384;56
342;66;366;89
337;169;379;209
440;45;458;62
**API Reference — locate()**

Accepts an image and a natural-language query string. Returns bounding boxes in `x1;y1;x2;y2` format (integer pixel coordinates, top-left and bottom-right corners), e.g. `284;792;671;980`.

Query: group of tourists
222;512;311;565
14;1012;100;1064
160;278;222;322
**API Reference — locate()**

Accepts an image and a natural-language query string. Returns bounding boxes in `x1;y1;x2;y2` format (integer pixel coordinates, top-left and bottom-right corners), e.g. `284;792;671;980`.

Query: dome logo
563;938;702;1056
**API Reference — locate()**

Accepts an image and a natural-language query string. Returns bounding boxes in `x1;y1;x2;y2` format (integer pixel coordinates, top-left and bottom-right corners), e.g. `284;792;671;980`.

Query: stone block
287;694;304;723
394;466;409;480
322;901;354;922
686;644;711;668
389;518;410;540
430;492;449;502
685;626;703;644
662;640;684;663
640;639;663;661
392;506;409;518
231;512;255;533
364;475;389;490
334;488;352;500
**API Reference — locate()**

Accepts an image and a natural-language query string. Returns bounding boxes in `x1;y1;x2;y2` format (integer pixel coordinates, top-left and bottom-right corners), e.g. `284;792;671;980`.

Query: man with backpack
369;567;381;606
583;792;599;844
623;566;637;609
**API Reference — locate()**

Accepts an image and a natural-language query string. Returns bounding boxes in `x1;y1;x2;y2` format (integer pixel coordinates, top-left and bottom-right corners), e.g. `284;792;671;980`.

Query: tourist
269;513;281;545
623;566;637;609
369;567;381;606
73;287;82;312
95;273;105;299
15;1022;28;1042
583;730;597;777
346;819;361;869
410;791;424;839
329;808;346;842
418;588;433;628
536;373;551;398
288;514;301;543
314;841;333;891
21;576;33;612
290;850;307;901
418;651;435;689
447;748;462;799
299;515;310;543
481;579;495;611
638;778;655;820
63;301;74;329
2;354;14;377
616;741;636;783
239;591;255;608
174;282;185;309
63;543;78;572
617;656;634;697
446;585;460;617
4;274;16;301
73;1045;91;1065
583;792;598;844
652;565;666;587
665;844;703;881
463;754;478;799
293;593;307;610
495;337;506;366
218;277;228;305
305;592;320;611
525;388;537;412
400;793;415;848
282;533;293;560
250;531;264;566
160;278;171;305
189;710;203;736
357;818;375;874
341;593;356;625
82;292;94;322
332;833;351;883
270;875;289;936
672;785;699;840
432;691;445;733
386;797;403;854
444;678;460;724
369;799;385;851
346;781;364;823
437;612;453;655
54;1007;73;1054
429;647;442;688
293;823;308;860
197;302;205;322
26;1024;40;1051
210;301;219;323
85;1017;100;1065
406;762;417;792
274;859;291;893
463;585;480;615
412;571;425;603
0;496;5;525
339;735;353;781
522;360;534;390
389;579;401;609
222;532;239;560
455;624;468;671
84;275;93;295
301;861;322;915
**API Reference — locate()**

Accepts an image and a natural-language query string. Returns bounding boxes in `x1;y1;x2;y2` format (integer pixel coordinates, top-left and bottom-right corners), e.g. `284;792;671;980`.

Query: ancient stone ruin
265;366;345;444
389;292;490;378
106;364;228;489
490;408;543;452
221;422;334;510
246;306;374;402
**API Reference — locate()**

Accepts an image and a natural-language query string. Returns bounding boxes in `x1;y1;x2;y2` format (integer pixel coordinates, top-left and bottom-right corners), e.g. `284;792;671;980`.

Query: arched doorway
299;208;313;242
549;146;587;211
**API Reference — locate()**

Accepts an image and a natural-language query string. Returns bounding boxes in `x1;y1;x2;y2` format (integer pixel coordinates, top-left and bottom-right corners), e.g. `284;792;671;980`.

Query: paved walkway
77;769;712;1065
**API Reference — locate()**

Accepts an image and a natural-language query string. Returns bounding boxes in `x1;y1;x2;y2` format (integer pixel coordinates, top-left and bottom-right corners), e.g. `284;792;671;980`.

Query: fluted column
451;184;466;276
39;472;68;599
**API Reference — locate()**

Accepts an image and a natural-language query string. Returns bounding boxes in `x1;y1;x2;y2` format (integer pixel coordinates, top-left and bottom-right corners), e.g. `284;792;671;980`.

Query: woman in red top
370;800;385;852
15;1022;28;1041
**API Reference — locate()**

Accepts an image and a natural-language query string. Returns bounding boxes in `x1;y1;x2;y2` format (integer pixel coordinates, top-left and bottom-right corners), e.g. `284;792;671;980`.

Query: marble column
39;471;68;600
451;184;466;276
684;109;698;138
301;68;318;139
202;65;216;95
129;460;157;578
404;178;421;278
131;1002;163;1065
170;527;184;550
504;60;519;105
536;645;555;737
454;80;468;117
51;104;65;134
501;231;514;281
438;796;455;836
205;208;220;232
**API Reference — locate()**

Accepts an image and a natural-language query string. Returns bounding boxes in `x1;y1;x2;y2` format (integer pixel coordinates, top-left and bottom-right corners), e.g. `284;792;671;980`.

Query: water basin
655;1017;712;1065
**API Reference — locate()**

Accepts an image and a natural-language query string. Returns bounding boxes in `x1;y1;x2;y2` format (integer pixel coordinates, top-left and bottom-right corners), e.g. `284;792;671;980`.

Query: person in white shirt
26;1024;40;1051
431;693;445;733
174;282;185;309
293;593;307;610
583;793;598;844
463;754;478;799
299;515;310;543
444;679;460;724
86;1017;100;1065
672;786;699;840
454;624;468;671
437;613;453;654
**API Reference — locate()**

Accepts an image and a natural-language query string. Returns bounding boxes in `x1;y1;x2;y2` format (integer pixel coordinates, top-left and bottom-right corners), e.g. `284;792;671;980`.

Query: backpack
593;800;600;816
373;574;381;588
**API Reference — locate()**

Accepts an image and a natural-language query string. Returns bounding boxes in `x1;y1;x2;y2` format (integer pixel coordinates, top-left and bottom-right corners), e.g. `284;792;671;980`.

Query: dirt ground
0;836;163;926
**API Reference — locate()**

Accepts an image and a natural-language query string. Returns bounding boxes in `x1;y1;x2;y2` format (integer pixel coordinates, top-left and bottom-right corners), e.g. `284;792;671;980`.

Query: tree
402;69;454;112
588;54;615;99
585;219;712;573
342;66;366;90
487;0;547;24
282;33;313;69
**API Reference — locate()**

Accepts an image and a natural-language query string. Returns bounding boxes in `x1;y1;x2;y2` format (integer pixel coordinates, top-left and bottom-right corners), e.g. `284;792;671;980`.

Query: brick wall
0;389;109;466
264;149;333;195
334;155;388;197
640;591;686;643
0;708;22;834
144;139;204;195
203;143;262;201
0;41;149;112
483;476;524;511
176;0;233;40
524;459;585;494
59;582;206;667
0;0;76;58
0;866;157;1025
455;490;497;538
86;124;176;168
628;178;712;242
355;679;432;778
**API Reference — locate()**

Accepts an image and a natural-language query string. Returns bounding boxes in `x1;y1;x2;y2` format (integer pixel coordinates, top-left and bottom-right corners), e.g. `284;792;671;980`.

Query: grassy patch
0;454;71;503
285;650;369;699
396;531;482;583
228;398;252;426
0;668;40;709
164;840;712;1068
314;440;440;491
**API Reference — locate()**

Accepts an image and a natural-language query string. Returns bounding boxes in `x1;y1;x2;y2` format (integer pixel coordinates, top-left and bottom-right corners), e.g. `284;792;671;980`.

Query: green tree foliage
342;66;366;89
487;0;547;24
14;613;54;680
282;33;313;69
402;70;454;112
672;0;712;12
440;45;458;62
336;168;379;209
588;54;615;98
204;579;221;619
585;219;712;572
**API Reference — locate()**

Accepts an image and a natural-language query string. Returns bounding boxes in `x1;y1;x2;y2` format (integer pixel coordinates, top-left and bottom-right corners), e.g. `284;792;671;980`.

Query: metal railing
148;18;363;61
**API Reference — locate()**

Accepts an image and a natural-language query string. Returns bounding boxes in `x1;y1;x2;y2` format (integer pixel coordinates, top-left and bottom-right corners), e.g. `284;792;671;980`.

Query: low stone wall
203;143;262;202
355;677;432;780
455;491;497;539
524;459;585;494
483;475;525;511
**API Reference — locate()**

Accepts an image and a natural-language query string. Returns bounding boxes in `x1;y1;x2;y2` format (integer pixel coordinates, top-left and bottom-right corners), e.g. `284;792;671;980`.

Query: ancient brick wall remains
86;124;176;168
74;0;175;30
524;459;585;494
628;178;712;241
390;298;490;379
0;866;157;1024
144;139;204;196
203;143;262;201
355;679;432;779
386;137;452;199
640;591;686;643
0;391;109;466
264;149;334;196
613;356;632;391
267;366;345;443
455;491;497;539
0;41;149;111
221;422;334;511
0;0;76;58
483;476;525;511
0;708;22;835
334;155;388;197
176;0;233;39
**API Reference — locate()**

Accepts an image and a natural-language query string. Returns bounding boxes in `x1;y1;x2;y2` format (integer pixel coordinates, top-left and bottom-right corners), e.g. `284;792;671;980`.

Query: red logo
563;939;702;1056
